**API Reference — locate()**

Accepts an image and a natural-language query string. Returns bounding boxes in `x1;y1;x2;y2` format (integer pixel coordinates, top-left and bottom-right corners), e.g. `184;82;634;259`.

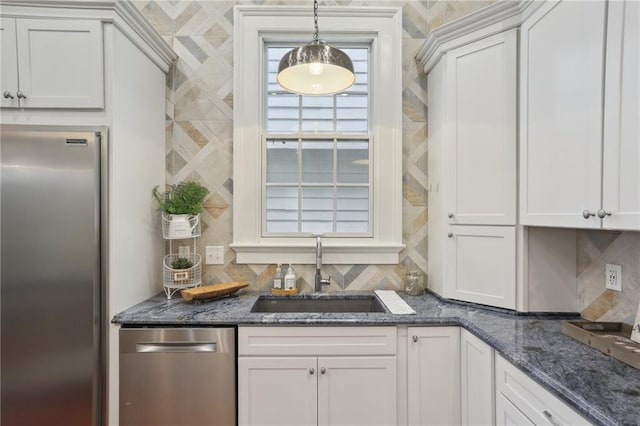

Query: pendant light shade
277;1;355;95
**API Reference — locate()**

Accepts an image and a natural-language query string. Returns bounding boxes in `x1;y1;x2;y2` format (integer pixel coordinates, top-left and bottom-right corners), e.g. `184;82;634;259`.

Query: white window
265;45;371;236
232;6;403;264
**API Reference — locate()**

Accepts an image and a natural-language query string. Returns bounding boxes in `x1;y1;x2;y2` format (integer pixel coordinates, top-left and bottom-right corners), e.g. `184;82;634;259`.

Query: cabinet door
427;58;447;296
15;19;103;108
238;357;317;426
0;18;19;108
602;0;640;230
519;0;607;228
496;392;534;426
408;327;460;426
318;356;396;426
445;29;517;226
461;329;494;426
446;225;516;309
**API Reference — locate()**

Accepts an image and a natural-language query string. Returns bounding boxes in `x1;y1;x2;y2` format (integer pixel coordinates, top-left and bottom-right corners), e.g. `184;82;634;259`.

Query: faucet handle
320;275;331;286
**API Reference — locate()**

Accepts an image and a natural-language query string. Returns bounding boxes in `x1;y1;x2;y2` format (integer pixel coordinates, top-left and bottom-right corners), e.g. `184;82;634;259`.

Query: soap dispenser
284;264;296;290
273;264;283;290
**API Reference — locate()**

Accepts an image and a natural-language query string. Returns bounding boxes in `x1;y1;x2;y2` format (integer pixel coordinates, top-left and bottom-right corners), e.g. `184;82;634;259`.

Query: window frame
232;6;404;264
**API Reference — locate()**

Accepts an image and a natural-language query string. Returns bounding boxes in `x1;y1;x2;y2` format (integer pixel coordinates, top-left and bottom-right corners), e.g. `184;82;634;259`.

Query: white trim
415;0;544;73
0;0;177;73
231;243;404;265
233;6;404;265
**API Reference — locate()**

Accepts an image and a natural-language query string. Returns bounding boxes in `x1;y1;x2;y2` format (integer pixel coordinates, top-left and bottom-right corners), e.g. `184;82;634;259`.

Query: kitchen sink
250;295;387;313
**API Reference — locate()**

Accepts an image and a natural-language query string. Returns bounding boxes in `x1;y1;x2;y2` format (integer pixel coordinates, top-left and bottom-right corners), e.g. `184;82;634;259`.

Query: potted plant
153;181;209;238
170;256;194;285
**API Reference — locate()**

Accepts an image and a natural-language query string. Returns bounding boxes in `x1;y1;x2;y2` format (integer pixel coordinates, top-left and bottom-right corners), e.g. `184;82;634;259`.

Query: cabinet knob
582;210;595;219
3;91;14;99
597;209;612;218
309;367;315;375
16;91;26;99
412;335;418;343
320;367;326;375
447;212;454;218
447;232;454;238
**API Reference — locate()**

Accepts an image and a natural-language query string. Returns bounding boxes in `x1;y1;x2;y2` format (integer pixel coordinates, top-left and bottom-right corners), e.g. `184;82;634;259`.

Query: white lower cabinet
461;329;495;426
238;357;318;426
407;327;461;426
495;354;591;426
238;327;397;426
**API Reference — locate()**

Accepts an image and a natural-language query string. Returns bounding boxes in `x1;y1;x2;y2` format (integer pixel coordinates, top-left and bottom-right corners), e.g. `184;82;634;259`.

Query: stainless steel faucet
314;234;331;292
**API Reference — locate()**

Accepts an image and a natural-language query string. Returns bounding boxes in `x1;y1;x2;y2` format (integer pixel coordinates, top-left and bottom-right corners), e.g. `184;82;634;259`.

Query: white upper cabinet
520;0;639;231
1;18;103;109
0;18;19;108
446;225;516;309
602;0;640;230
445;29;517;226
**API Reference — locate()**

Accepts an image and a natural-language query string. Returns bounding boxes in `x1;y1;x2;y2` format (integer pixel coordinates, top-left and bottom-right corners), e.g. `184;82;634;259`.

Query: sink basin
250;295;387;313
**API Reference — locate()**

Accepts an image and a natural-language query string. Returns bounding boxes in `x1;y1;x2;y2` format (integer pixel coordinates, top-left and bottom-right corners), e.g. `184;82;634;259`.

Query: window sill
231;243;405;265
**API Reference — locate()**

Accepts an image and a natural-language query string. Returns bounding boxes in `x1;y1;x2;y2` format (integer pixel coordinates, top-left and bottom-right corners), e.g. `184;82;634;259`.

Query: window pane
266;139;298;183
268;93;299;133
302;140;333;183
265;186;298;233
337;140;369;184
302;186;333;233
336;186;369;233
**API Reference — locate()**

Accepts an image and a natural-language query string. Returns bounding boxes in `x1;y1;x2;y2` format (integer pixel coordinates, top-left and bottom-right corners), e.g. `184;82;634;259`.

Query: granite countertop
113;291;640;426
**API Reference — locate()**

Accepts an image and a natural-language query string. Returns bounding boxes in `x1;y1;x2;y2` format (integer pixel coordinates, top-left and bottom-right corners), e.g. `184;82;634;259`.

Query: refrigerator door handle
135;342;217;353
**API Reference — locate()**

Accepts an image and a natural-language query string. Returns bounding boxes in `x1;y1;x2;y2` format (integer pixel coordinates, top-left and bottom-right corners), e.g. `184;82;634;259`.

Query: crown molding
415;0;544;73
0;0;177;73
234;5;401;19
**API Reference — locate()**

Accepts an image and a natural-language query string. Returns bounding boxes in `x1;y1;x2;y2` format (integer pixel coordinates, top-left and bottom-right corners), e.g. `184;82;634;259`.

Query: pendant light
277;0;355;95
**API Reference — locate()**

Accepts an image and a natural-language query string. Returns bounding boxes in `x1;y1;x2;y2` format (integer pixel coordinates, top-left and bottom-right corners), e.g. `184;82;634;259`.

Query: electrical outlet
605;264;622;291
178;246;190;258
205;246;224;265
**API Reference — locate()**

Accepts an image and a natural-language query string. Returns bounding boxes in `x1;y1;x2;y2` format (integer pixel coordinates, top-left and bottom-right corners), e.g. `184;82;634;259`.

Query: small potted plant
170;256;194;285
153;181;209;238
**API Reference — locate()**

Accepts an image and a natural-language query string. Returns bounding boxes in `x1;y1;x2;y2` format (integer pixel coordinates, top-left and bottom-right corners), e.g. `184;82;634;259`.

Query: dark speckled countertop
113;291;640;426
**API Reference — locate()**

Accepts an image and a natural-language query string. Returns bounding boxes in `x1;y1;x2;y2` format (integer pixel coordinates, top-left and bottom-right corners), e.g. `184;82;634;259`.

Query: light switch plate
205;246;224;265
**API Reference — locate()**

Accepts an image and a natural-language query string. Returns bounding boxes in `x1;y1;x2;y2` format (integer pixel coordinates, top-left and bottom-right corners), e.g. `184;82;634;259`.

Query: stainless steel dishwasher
119;327;236;425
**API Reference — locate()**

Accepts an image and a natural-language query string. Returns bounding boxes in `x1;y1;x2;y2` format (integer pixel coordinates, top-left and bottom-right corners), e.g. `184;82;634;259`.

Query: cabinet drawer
495;354;591;425
239;326;397;356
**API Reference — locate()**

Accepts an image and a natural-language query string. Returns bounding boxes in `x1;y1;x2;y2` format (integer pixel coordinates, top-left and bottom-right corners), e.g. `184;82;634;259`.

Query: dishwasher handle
136;342;217;353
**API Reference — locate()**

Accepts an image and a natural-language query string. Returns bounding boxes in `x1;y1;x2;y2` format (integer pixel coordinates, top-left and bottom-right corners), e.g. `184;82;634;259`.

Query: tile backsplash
137;0;639;321
577;230;640;324
136;0;493;292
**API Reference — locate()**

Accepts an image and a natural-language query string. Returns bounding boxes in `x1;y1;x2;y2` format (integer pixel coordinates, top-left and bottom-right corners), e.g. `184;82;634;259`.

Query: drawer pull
320;367;326;374
412;335;418;343
136;342;216;353
543;410;561;426
309;367;315;375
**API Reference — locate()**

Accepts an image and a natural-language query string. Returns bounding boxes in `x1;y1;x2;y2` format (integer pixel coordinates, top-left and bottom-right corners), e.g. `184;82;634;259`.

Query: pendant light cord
313;0;319;42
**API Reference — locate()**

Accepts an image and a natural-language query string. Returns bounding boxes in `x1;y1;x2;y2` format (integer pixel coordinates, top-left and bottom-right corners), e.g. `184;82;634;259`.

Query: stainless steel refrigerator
1;125;104;425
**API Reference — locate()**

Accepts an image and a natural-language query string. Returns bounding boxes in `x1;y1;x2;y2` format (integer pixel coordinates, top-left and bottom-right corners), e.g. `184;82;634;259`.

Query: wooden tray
181;281;248;302
270;288;299;295
561;321;640;369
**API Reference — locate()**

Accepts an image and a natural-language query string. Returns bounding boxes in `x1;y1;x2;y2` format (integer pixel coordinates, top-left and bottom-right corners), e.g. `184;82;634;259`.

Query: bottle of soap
273;264;283;290
284;264;296;290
